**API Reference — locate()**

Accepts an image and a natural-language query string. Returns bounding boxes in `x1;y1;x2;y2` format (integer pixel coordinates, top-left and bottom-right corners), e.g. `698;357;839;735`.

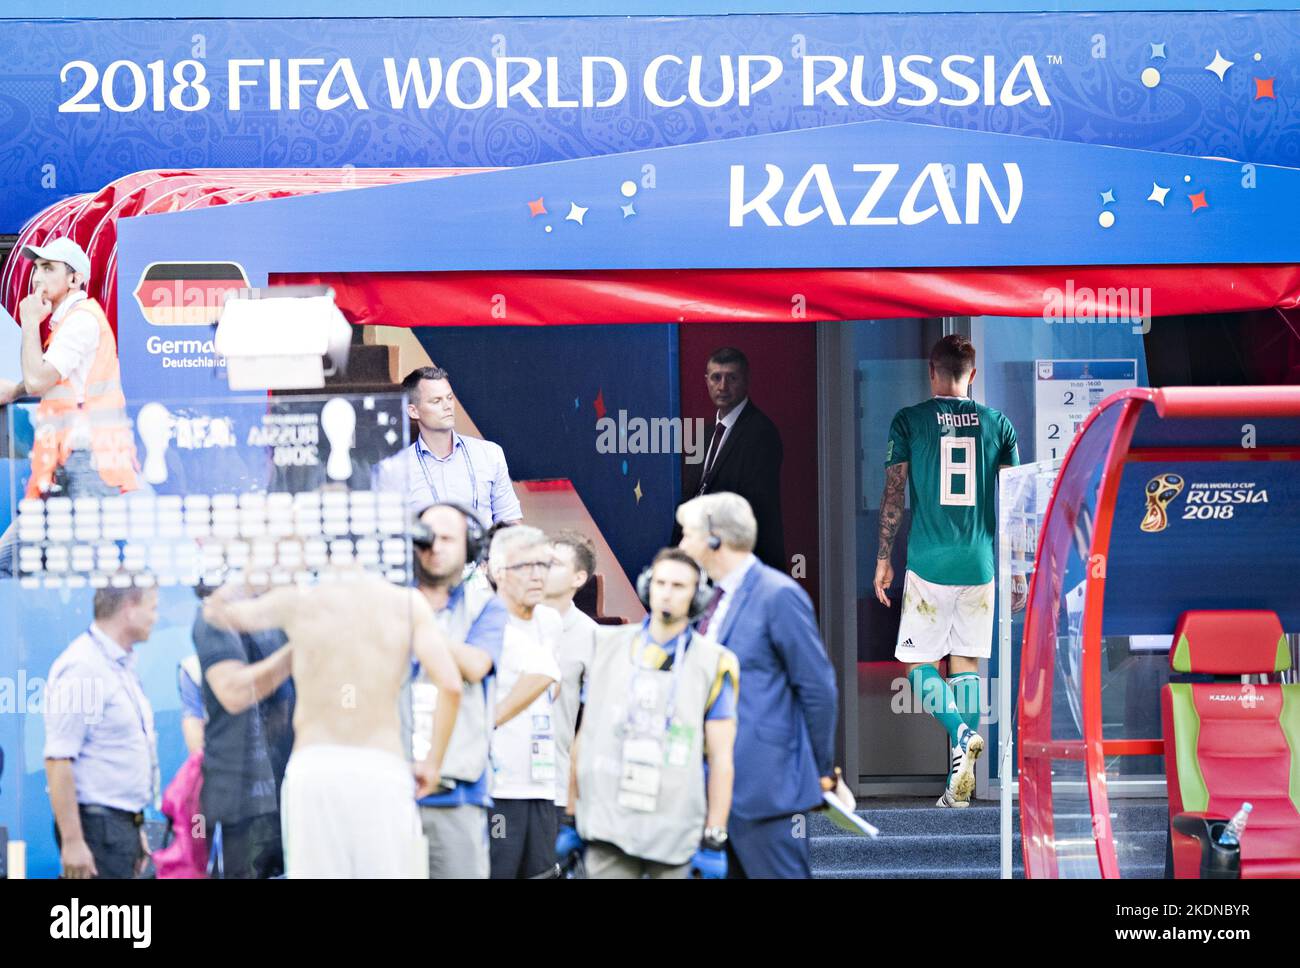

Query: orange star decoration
527;197;547;217
1189;191;1209;213
1255;77;1276;100
593;388;606;420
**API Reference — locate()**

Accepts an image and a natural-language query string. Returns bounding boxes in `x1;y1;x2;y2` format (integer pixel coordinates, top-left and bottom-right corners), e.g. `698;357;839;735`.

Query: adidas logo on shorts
900;638;914;649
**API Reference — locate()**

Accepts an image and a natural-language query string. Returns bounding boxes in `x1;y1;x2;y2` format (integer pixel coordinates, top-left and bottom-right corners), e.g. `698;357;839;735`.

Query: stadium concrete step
809;797;1168;879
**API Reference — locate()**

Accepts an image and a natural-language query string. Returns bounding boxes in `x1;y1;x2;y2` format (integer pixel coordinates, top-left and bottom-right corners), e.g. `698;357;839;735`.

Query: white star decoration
1100;189;1116;205
621;202;636;218
1150;43;1166;59
1148;182;1170;206
565;202;588;225
1206;50;1234;82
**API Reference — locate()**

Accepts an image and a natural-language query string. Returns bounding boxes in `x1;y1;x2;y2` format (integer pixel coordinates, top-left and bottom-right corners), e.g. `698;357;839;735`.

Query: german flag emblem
133;261;249;326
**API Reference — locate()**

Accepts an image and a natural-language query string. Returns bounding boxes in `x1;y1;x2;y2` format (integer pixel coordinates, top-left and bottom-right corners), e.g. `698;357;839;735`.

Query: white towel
281;744;427;878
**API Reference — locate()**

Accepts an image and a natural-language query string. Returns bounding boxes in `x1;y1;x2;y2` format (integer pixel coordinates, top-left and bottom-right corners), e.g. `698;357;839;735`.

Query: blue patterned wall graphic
1;12;1299;231
412;323;681;584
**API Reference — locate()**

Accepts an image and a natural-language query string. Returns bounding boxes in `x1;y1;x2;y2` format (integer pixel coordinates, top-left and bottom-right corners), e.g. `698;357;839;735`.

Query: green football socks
908;664;966;745
949;671;982;734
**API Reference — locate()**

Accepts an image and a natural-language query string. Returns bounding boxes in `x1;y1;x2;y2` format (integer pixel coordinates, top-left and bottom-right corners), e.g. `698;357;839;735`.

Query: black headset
412;501;487;567
636;557;715;621
706;513;723;550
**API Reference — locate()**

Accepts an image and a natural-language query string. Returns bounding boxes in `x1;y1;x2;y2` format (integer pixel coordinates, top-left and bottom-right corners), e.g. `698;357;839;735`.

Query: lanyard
413;437;480;511
626;625;691;734
87;626;159;807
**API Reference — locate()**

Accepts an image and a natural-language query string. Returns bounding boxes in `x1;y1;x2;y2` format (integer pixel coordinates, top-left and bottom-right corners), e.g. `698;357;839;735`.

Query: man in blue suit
677;492;839;878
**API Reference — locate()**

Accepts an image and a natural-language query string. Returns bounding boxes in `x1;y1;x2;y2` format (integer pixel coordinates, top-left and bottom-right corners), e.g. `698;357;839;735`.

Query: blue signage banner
2;11;1298;231
1104;458;1300;633
112;117;1300;406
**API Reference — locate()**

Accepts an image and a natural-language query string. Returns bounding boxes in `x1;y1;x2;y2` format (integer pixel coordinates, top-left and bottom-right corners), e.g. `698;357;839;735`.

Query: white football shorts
893;570;995;663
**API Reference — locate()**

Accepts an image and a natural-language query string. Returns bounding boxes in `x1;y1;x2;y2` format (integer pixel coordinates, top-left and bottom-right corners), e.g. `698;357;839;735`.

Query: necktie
699;420;726;493
695;586;726;635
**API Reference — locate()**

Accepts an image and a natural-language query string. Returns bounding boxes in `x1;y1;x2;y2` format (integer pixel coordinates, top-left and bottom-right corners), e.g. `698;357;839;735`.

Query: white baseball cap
21;237;91;280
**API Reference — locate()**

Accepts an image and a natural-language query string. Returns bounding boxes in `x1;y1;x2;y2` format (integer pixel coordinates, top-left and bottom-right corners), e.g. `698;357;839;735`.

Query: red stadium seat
1161;610;1300;878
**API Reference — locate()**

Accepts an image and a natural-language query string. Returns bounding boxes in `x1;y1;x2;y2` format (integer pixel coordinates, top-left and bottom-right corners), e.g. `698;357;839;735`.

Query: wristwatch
701;826;729;851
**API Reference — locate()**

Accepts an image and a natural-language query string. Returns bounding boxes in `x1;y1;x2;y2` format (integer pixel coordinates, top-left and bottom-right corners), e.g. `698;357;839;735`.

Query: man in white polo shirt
372;366;522;526
485;525;562;878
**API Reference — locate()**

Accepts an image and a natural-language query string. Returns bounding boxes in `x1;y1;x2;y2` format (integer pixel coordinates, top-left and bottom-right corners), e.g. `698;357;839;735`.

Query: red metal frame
1019;388;1158;878
1019;385;1300;878
1153;386;1300;418
1079;397;1145;879
1020;739;1164;759
1;168;492;335
1126;447;1300;462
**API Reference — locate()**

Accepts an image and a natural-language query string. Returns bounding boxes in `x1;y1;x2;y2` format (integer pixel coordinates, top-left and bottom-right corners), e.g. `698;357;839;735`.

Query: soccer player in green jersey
874;335;1025;807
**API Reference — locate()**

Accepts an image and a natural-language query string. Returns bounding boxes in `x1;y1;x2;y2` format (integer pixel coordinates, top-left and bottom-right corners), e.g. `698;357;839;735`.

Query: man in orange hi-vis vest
0;237;139;577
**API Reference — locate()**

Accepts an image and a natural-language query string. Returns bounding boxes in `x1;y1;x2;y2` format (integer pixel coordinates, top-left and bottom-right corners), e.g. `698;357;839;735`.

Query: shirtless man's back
206;571;462;877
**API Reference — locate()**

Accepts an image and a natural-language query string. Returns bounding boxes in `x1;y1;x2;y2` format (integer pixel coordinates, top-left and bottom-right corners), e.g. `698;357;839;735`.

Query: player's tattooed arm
877;462;908;560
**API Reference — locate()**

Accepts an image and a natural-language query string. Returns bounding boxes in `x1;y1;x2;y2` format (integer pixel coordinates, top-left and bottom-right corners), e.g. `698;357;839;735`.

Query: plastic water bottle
1218;803;1253;847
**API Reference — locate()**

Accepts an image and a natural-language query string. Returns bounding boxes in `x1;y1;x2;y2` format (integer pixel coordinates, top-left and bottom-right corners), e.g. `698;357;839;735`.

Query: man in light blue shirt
372;366;523;525
44;585;160;878
412;502;508;879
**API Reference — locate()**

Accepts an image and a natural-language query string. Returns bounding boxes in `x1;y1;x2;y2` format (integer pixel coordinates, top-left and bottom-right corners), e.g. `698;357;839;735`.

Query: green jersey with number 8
885;396;1019;586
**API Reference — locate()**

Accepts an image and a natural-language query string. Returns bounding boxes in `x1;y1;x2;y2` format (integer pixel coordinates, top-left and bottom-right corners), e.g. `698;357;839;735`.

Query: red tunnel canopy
284;265;1300;326
1;168;490;337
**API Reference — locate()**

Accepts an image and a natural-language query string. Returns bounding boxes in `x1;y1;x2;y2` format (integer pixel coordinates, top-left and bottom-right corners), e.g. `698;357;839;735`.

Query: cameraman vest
576;624;737;867
406;582;493;786
27;297;138;499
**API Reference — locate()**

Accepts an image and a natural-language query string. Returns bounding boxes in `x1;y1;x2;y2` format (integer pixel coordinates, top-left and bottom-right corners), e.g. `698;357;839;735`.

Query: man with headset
410;501;509;879
373;366;522;526
561;548;739;879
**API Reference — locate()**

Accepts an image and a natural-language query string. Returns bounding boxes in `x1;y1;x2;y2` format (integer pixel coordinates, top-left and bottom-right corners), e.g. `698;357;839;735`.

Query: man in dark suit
677;492;838;878
677;348;785;570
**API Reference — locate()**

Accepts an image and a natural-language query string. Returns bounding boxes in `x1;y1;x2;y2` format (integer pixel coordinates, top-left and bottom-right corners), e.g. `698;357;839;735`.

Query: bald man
205;570;462;878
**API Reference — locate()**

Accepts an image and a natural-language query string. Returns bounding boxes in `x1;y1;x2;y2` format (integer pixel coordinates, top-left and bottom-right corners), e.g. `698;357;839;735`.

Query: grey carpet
809;797;1168;879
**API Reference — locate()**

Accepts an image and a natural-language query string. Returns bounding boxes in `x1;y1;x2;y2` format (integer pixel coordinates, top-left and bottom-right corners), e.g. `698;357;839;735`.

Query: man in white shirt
1;239;97;410
372;366;523;526
485;525;562;878
541;530;600;826
0;238;138;576
44;585;160;879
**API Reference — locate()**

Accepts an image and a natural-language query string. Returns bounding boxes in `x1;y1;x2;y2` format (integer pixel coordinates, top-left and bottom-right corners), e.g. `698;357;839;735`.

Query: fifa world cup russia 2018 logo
1141;473;1184;533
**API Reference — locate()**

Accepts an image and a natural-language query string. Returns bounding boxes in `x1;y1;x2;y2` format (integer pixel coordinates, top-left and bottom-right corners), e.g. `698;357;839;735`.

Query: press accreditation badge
531;714;556;783
665;723;695;768
618;737;663;811
411;681;438;761
633;677;659;708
